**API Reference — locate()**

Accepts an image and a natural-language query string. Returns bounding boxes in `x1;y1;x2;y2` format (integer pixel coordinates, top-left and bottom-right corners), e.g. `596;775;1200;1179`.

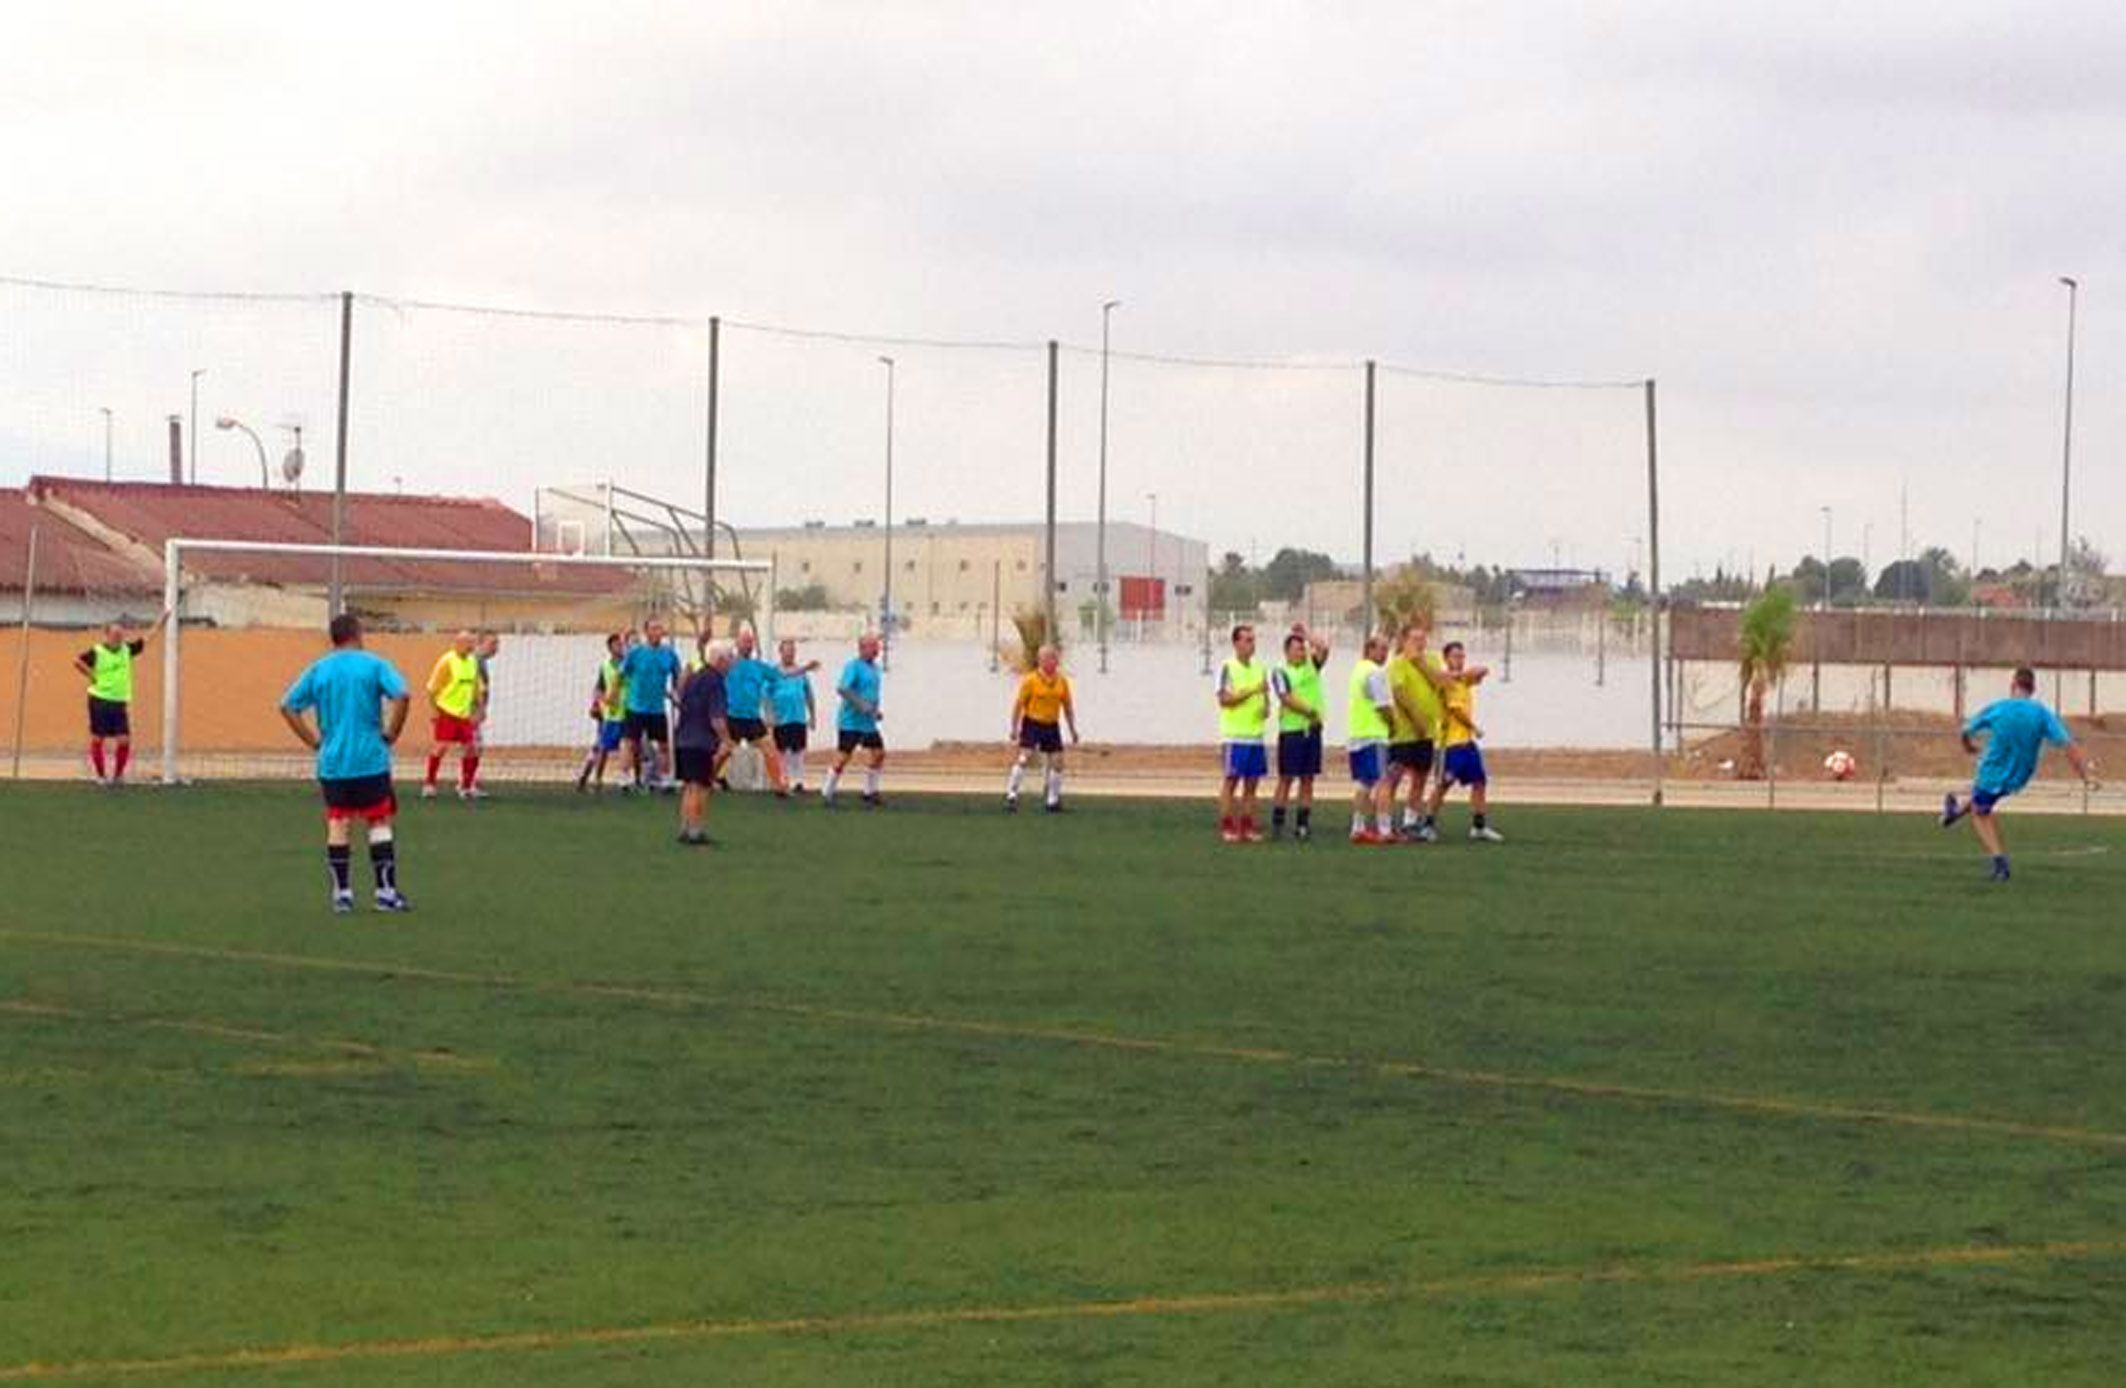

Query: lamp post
2056;275;2079;609
1096;298;1120;673
877;355;895;671
188;369;206;484
99;407;113;482
214;416;269;487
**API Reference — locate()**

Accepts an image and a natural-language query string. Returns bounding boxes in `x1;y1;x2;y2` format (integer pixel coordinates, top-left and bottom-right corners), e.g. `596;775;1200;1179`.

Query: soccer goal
157;538;772;785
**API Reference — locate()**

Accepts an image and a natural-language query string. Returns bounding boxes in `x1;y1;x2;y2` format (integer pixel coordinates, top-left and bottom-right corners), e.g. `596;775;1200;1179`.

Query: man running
279;613;412;915
73;608;170;786
1215;623;1272;843
674;639;733;845
1006;643;1080;813
822;633;885;808
574;630;631;792
1268;627;1329;840
769;637;818;794
421;630;483;800
1940;666;2100;881
620;618;684;791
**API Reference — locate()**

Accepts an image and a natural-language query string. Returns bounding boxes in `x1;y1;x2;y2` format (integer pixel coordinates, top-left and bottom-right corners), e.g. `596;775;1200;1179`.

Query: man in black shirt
674;639;733;845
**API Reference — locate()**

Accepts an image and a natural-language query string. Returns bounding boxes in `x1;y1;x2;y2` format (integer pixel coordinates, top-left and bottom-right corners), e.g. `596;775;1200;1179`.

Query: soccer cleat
1989;860;2012;883
1417;823;1440;844
861;793;883;809
1470;826;1505;843
1004;794;1019;813
677;829;714;846
1293;823;1310;842
1044;800;1064;814
1940;793;1966;828
331;891;356;915
1221;825;1243;844
1240;822;1263;843
420;784;438;800
374;891;412;913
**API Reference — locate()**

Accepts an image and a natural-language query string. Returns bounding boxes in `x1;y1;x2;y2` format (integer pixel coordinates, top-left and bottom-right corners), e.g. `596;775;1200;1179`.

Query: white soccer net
158;539;770;784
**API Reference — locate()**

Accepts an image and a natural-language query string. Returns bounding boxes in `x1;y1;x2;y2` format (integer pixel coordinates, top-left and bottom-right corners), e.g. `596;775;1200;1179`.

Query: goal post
159;538;774;785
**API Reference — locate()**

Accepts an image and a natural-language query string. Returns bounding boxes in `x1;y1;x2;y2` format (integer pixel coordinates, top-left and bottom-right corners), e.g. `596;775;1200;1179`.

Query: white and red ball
1823;748;1858;781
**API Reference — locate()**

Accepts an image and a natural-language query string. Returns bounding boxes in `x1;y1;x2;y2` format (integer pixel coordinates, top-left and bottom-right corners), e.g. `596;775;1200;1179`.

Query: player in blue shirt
1940;667;2099;881
279;614;413;914
619;618;684;791
769;636;819;794
822;633;885;808
717;627;816;796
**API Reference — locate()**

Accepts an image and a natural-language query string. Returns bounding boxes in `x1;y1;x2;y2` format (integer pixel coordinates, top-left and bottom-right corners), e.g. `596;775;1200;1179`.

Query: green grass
4;783;2126;1384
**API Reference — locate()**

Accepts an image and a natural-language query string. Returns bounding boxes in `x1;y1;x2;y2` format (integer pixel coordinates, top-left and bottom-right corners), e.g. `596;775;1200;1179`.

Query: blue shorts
1277;728;1323;779
1971;783;2011;815
1222;741;1268;781
1348;743;1386;786
1442;743;1487;787
597;719;626;752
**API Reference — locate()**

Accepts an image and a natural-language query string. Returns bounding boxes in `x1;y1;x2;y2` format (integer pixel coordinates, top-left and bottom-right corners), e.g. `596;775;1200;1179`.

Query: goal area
155;539;770;784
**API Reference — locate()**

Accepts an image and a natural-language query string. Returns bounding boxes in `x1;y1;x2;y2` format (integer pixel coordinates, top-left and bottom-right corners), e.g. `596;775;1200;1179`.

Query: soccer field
5;785;2125;1385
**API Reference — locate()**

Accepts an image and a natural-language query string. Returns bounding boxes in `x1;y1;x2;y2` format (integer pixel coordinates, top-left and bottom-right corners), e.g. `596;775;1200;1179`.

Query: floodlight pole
1044;339;1059;643
878;355;895;671
2057;276;2078;609
1096;299;1119;673
328;291;353;616
705;316;720;562
187;369;205;485
1362;360;1376;635
1645;378;1663;805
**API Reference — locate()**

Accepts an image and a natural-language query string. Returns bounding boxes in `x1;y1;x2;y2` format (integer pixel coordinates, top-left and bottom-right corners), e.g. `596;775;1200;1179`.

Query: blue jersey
836;657;882;733
769;665;812;726
620;643;681;714
1965;696;2073;797
281;649;409;781
725;656;776;723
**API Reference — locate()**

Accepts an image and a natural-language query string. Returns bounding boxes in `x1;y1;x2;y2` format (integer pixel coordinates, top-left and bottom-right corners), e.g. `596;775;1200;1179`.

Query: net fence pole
329;291;353;615
9;523;37;780
161;540;181;784
1362;360;1376;634
1044;339;1059;644
704;316;720;561
1645;377;1664;806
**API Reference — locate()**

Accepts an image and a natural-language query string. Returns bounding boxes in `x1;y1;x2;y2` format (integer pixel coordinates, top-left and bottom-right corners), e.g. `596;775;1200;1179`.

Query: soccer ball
1823;749;1858;781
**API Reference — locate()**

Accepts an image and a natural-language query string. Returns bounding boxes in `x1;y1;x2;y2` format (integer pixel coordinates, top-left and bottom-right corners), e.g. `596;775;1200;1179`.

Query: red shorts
432;713;478;744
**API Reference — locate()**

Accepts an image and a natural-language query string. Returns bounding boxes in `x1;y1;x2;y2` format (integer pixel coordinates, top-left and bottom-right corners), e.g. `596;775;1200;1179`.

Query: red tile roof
0;490;160;596
25;477;629;597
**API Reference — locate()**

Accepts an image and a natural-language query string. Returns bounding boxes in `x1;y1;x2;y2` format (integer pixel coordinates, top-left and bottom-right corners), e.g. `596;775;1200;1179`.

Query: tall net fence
5;270;2122;813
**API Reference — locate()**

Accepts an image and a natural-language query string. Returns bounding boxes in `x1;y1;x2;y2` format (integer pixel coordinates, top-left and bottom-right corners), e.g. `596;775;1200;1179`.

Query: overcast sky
3;1;2121;582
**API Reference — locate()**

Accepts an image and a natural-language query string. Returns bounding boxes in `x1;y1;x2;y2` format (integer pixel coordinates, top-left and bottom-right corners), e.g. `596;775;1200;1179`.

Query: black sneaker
861;793;883;809
1989;859;2011;882
1294;824;1311;842
374;891;412;913
1004;795;1019;813
1044;800;1064;814
331;892;355;916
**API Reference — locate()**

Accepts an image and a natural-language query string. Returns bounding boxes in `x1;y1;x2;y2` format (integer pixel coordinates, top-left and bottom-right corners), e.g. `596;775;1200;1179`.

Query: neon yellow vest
1277;659;1323;733
1347;659;1390;742
599;658;627;721
88;644;134;703
1218;657;1268;741
435;651;481;718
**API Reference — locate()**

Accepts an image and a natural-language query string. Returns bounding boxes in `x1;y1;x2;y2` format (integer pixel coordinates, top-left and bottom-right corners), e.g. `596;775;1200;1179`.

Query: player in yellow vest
1005;643;1080;813
1269;627;1330;841
1344;632;1397;844
72;608;170;786
422;630;485;800
1386;618;1477;841
1423;640;1504;842
1215;623;1272;842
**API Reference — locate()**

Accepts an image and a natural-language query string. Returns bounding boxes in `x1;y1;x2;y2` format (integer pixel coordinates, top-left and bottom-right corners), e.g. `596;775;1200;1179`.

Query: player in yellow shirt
1006;644;1080;812
421;630;484;800
1424;640;1503;842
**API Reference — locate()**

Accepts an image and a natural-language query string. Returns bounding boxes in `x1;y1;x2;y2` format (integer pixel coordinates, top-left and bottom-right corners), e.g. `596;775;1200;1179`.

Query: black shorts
1276;728;1323;779
728;716;769;743
319;772;396;820
773;723;808;753
623;711;670;744
1388;740;1435;772
674;745;721;786
88;696;131;738
1017;718;1064;754
837;729;885;754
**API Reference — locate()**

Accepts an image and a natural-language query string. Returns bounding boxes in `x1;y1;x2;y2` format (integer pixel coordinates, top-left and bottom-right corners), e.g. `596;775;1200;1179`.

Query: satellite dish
281;447;305;485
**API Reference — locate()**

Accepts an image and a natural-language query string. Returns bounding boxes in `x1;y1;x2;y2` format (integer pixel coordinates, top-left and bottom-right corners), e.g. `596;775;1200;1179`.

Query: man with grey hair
674;638;733;845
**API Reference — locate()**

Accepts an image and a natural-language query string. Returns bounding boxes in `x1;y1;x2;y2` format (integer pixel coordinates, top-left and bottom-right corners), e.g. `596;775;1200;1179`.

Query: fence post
161;540;181;785
9;523;37;779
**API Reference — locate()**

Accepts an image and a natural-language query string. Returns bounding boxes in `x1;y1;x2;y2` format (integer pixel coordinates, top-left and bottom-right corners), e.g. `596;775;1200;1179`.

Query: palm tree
1736;585;1796;779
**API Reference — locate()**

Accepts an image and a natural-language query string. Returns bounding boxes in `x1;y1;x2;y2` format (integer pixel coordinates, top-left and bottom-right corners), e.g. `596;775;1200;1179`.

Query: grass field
5;782;2126;1384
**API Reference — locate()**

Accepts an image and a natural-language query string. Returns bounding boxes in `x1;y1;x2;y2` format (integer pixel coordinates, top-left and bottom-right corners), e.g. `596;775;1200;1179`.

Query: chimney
166;415;183;484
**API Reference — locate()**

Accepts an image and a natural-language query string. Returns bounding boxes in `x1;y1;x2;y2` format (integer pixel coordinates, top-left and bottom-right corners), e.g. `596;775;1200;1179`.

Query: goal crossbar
160;537;775;784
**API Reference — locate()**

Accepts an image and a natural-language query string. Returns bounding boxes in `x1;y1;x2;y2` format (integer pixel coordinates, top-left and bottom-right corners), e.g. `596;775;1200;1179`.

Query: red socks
461;755;481;790
425;752;443;787
89;742;107;779
113;744;130;780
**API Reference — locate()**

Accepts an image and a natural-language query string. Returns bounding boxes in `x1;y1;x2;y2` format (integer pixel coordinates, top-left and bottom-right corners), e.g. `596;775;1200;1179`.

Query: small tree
1372;565;1438;636
1007;608;1055;674
1736;585;1797;780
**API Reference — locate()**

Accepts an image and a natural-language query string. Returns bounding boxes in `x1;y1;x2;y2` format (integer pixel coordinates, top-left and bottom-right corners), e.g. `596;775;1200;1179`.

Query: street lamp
1096;298;1120;673
188;368;206;484
99;406;113;482
877;355;895;670
2056;275;2079;608
215;416;269;488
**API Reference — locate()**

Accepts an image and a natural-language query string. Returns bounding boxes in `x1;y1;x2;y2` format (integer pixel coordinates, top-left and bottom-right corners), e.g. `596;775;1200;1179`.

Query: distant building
534;482;1210;641
1509;567;1610;607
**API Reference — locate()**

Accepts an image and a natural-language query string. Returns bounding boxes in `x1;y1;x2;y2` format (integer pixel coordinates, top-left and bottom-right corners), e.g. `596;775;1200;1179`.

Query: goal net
155;539;770;784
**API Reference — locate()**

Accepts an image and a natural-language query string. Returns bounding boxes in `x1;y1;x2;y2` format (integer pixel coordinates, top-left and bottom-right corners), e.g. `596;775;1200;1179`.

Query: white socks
1007;756;1028;797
